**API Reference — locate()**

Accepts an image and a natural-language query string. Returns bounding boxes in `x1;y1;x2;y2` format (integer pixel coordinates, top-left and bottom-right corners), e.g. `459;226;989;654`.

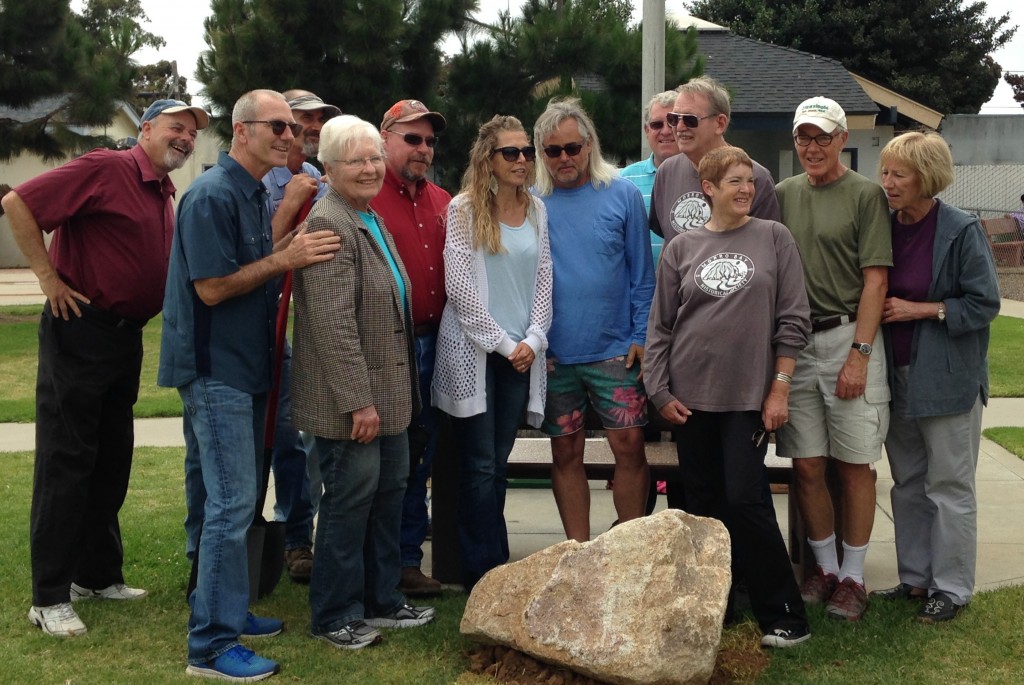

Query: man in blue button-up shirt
159;89;340;682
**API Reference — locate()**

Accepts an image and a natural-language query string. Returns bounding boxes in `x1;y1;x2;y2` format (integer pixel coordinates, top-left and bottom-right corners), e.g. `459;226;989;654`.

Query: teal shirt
620;154;664;260
358;211;407;310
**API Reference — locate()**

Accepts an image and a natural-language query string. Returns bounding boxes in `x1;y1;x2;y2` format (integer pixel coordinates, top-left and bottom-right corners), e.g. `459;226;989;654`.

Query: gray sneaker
28;603;88;637
313;620;382;650
364;604;436;628
70;582;148;601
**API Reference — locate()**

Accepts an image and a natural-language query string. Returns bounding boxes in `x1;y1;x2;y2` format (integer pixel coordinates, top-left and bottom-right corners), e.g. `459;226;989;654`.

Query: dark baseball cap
141;99;210;129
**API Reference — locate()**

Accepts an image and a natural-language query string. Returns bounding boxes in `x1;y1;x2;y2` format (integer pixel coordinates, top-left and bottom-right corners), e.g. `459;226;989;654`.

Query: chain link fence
940;164;1024;220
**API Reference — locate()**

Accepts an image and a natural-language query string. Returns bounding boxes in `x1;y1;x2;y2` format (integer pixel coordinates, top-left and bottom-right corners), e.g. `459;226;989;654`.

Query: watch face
853;342;872;355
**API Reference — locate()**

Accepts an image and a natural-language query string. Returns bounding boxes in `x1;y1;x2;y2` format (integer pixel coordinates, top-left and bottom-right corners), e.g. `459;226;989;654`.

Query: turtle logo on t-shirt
694;253;754;297
670;192;711;234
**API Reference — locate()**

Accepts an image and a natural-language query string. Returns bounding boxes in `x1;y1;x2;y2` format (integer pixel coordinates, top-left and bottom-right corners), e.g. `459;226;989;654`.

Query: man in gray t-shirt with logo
650;76;779;245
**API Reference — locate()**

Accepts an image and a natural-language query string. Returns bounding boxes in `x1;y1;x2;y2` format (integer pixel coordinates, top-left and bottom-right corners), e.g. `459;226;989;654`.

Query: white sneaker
70;582;148;601
28;603;88;637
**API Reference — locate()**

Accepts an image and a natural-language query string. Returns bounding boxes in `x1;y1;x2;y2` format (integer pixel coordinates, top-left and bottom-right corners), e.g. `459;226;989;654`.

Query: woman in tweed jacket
432;116;553;590
291;115;434;650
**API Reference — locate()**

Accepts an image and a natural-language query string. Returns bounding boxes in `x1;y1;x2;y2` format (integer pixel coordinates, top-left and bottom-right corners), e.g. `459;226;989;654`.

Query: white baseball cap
792;97;847;134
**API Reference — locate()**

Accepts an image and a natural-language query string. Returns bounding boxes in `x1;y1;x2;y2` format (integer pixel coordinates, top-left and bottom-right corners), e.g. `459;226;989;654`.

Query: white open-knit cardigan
431;193;553;427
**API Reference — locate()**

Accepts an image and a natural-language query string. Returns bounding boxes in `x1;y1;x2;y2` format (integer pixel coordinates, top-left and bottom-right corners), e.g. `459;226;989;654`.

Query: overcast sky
125;0;1023;114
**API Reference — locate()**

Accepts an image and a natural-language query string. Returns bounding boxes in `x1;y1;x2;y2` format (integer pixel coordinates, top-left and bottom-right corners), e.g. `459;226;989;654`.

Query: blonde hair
459;115;535;254
532;97;617;196
879;131;954;198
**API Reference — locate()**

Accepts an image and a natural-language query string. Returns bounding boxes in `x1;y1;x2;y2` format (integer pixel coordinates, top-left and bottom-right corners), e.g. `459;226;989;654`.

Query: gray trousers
884;366;982;605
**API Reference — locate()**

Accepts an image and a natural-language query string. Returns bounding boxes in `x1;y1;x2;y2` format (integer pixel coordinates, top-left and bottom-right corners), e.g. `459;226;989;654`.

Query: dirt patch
997;269;1024;302
466;629;771;685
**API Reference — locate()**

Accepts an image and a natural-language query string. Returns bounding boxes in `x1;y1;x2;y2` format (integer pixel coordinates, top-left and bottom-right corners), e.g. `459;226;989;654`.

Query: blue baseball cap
141;99;210;129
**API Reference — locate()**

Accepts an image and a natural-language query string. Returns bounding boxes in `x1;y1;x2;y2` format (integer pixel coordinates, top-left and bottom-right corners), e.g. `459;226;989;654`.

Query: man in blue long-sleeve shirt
533;97;656;542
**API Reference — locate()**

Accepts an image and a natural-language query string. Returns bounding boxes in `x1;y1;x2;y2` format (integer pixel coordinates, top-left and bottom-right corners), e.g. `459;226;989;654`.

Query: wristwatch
852;341;872;355
937;302;946;322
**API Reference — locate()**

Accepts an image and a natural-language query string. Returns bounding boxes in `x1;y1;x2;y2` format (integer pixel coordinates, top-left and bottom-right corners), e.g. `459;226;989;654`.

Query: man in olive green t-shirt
775;97;892;623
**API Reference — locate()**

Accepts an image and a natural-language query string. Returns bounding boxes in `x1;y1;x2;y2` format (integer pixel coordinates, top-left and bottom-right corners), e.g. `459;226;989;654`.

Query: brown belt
811;313;857;333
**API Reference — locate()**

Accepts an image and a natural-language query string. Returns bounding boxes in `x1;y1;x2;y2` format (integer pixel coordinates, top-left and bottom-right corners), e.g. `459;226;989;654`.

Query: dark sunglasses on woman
491;146;536;162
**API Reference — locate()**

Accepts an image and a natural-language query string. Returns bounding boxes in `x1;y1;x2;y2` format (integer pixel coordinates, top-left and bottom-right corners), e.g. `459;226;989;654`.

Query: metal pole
640;0;666;159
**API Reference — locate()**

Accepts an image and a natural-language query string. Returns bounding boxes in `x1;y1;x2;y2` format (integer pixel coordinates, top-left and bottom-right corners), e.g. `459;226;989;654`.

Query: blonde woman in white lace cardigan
432;115;553;590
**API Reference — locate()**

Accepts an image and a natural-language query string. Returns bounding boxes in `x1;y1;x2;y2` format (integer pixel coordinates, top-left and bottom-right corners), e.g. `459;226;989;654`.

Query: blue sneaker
242;612;283;638
186;644;279;681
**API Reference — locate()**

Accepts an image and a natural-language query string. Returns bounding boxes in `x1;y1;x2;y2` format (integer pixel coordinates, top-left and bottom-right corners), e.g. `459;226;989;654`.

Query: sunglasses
389;130;438;148
491;146;536;162
242;120;302;136
665;112;716;129
752;426;770;448
542;142;584;159
647;120;668;130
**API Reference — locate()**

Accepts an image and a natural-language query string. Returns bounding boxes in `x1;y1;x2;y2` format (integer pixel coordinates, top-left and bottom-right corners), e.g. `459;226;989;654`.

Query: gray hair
676;76;731;120
317;115;382;166
231;89;286;125
644;90;679;123
533;97;618;196
231;90;287;144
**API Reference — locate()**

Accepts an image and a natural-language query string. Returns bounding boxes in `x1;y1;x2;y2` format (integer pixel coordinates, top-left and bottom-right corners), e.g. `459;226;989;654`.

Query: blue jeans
309;433;409;633
452;353;530;589
180;378;266;664
400;333;440;568
270;343;314;550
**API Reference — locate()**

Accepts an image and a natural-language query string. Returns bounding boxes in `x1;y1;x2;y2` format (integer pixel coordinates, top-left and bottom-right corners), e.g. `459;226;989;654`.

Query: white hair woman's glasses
335;155;386;169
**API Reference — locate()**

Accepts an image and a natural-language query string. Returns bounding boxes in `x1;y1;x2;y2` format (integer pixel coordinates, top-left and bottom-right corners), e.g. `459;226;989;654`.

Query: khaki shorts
776;322;889;464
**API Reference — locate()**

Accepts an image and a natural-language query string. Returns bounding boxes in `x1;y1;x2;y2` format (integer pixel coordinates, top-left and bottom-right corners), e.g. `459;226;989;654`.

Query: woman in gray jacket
874;132;1000;623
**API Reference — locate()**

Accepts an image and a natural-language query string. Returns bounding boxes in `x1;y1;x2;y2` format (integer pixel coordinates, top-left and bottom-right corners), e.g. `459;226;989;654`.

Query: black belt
413;323;438;337
77;303;147;331
811;312;857;333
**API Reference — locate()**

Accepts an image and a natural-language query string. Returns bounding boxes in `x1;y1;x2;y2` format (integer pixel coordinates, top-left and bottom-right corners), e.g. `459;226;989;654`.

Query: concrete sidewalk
2;266;1023;594
2;405;1023;595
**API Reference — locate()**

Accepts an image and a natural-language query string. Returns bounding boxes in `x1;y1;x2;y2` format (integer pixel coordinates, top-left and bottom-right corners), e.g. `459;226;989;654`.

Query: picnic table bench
429;412;813;585
982;215;1024;267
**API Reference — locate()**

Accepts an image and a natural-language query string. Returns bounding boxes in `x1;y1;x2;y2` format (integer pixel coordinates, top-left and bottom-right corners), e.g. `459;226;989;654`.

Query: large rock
461;509;732;685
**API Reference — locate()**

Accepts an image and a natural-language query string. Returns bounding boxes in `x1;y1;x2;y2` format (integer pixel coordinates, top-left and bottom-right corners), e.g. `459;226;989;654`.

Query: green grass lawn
988;315;1024;398
1;447;1022;684
1;307;1022;423
983;427;1024;461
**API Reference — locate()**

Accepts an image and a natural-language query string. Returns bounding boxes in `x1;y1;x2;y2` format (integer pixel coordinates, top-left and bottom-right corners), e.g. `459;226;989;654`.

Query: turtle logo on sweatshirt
694;253;754;297
670;192;710;233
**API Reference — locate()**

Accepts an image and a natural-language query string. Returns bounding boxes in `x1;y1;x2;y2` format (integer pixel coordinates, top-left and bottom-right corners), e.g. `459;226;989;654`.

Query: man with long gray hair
533;97;655;542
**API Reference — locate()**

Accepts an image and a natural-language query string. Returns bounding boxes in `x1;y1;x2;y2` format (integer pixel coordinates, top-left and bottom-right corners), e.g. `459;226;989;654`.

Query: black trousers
674;409;806;631
30;307;143;606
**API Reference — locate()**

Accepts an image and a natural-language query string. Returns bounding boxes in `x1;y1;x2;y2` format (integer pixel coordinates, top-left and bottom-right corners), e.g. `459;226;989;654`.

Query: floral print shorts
541;356;648;436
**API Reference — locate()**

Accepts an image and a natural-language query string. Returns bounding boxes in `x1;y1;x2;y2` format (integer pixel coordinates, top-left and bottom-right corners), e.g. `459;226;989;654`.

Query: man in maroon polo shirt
2;99;209;638
370;99;451;596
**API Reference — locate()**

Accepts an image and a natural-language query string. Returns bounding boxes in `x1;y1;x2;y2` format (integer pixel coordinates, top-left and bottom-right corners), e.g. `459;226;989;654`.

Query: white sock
808;533;839;576
839;542;868;586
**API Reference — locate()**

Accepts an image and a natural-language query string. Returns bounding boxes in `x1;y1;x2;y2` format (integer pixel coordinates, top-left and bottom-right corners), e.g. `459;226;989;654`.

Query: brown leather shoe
285;547;313;583
399;567;442;597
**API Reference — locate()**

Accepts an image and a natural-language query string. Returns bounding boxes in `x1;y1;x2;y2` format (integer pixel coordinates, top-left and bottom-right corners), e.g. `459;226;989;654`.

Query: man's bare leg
793;455;836;541
551;431;590;542
834;460;876;547
606;427;649;524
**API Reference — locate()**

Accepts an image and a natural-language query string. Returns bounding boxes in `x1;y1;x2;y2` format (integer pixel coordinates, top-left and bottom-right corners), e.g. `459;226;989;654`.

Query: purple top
888;203;938;366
